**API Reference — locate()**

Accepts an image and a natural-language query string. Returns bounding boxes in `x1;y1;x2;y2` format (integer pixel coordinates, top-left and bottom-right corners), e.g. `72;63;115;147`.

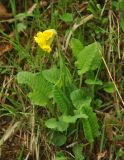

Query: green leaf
82;118;94;143
45;118;68;132
17;23;27;32
60;13;73;22
42;67;60;84
17;72;53;106
61;114;87;123
85;79;103;85
70;38;84;57
55;152;67;160
75;42;102;75
60;66;72;87
73;144;84;160
120;19;124;32
70;89;99;142
82;106;99;138
53;86;70;113
43;66;72;88
112;1;119;10
94;99;103;108
57;121;69;132
61;115;77;123
119;0;124;12
45;118;58;129
116;148;124;158
103;82;116;93
70;89;84;108
51;132;67;146
17;71;34;85
70;89;91;109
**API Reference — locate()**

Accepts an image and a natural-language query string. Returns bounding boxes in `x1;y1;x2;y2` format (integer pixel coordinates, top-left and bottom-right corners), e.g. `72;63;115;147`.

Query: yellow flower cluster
34;29;57;53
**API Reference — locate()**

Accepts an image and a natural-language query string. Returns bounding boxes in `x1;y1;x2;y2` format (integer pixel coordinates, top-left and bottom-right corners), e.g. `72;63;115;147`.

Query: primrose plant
17;29;113;147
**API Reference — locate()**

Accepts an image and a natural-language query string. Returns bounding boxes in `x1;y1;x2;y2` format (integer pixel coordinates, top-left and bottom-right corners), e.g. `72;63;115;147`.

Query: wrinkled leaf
53;86;71;113
73;144;84;160
70;38;84;57
70;89;91;108
82;106;99;138
42;67;60;84
82;118;94;143
75;42;102;75
17;72;53;106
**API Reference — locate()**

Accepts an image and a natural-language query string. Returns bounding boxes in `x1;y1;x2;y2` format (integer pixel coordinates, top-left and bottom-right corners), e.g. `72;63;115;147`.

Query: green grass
0;0;124;160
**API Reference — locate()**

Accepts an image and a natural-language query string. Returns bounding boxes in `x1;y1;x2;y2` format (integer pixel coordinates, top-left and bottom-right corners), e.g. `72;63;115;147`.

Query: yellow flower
34;29;57;53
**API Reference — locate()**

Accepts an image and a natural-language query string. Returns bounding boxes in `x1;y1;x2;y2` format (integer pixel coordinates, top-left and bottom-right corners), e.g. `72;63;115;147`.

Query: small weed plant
17;28;115;153
0;0;123;159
